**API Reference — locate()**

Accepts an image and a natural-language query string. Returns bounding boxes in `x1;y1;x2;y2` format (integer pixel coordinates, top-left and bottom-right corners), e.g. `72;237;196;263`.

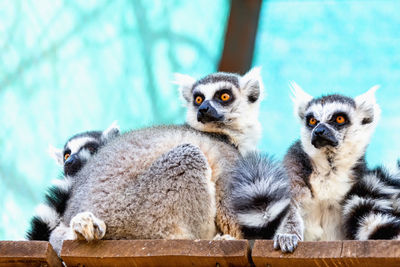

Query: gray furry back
229;152;291;239
58;125;240;240
48;68;265;254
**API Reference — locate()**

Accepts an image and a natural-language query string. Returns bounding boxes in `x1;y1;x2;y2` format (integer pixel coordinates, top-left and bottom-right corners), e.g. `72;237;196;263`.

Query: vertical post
218;0;263;74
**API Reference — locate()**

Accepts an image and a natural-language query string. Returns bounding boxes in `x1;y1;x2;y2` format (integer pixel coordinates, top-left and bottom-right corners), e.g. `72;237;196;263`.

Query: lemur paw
70;212;106;241
273;233;299;253
213;234;236;240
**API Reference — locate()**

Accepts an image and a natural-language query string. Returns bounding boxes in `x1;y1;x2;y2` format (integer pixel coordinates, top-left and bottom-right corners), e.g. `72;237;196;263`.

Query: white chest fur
301;153;355;241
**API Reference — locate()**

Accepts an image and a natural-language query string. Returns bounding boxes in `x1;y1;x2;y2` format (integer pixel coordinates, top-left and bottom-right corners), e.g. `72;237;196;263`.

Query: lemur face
290;82;380;153
49;122;120;176
175;67;264;135
302;95;356;149
62;133;102;176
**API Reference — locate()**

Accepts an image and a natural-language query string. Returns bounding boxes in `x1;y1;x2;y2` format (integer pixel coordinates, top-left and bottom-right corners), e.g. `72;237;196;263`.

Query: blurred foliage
0;0;229;240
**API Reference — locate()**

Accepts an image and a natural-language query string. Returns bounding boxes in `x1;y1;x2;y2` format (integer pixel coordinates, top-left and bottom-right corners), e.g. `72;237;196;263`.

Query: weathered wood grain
61;239;250;267
252;240;342;267
341;240;400;267
252;240;400;267
3;239;400;266
0;241;61;267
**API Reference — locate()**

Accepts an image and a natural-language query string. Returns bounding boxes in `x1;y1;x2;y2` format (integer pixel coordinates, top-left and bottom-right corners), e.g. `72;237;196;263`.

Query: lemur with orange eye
47;68;284;255
272;83;380;252
26;122;120;241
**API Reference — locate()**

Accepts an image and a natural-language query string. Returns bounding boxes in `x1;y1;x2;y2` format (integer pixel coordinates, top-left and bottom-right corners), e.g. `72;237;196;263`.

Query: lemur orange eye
221;93;230;101
195;96;203;105
64;153;70;161
336;116;346;124
309;117;317;126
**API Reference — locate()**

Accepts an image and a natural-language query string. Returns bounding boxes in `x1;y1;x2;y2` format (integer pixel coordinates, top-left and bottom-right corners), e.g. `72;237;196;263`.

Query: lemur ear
102;121;120;142
355;85;381;125
48;144;63;166
239;66;264;103
289;81;313;120
174;73;196;104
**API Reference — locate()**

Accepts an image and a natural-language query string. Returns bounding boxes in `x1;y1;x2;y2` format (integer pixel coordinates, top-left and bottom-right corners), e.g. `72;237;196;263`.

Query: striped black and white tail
26;177;72;240
229;152;291;239
342;166;400;240
25;122;119;240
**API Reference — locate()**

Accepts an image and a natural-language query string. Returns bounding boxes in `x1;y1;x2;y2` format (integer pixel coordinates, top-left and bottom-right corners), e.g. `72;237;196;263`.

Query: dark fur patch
193;73;239;90
213;89;235;106
307;94;356;109
25;216;52;241
343;198;391;239
345;181;385;200
65;131;103;150
351;157;368;181
361;117;373;125
241;205;290;239
247;89;260;103
45;185;71;215
369;221;400;239
372;166;400;188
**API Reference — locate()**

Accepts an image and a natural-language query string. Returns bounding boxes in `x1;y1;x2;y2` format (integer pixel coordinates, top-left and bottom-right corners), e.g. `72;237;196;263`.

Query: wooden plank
0;241;62;267
218;0;262;74
253;240;400;267
252;240;343;267
341;240;400;267
61;239;251;267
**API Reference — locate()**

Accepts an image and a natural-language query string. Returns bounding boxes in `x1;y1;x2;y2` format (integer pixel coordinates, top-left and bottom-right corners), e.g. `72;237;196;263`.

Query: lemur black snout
311;124;338;148
64;153;77;165
313;125;327;136
198;104;209;114
197;101;224;123
64;154;82;176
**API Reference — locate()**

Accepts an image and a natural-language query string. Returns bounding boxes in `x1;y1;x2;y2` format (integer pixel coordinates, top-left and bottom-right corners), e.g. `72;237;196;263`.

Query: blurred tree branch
219;0;262;73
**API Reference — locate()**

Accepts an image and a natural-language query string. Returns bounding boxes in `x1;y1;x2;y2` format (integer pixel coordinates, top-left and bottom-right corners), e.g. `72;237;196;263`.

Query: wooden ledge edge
61;239;250;257
252;240;400;258
252;240;400;267
61;240;251;267
0;241;62;267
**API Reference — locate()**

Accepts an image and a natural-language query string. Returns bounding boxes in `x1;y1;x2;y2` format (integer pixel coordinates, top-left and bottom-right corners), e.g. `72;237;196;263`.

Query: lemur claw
70;212;106;241
273;233;299;253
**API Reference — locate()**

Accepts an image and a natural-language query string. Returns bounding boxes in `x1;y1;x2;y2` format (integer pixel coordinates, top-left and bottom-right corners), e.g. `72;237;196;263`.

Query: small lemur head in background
174;67;264;155
290;82;380;155
49;122;120;176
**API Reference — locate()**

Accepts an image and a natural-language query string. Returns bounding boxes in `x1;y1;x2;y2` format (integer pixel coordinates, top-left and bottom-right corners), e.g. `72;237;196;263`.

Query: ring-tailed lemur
229;152;291;239
48;68;265;255
273;82;380;252
342;165;400;240
176;68;263;156
25;122;120;241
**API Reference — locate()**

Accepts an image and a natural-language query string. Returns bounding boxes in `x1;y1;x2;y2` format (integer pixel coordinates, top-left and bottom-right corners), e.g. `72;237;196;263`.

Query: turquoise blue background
1;0;399;240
